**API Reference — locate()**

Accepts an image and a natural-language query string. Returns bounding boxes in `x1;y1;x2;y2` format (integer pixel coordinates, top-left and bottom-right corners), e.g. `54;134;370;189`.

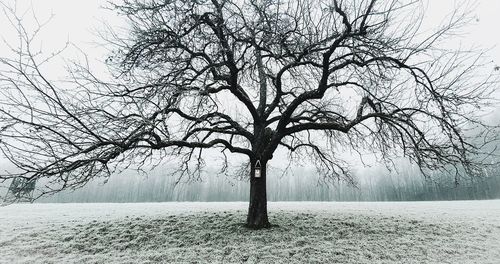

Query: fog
36;160;500;203
1;0;500;203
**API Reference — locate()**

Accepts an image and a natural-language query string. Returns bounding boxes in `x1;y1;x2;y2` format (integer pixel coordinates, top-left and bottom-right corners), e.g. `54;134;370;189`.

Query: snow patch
1;201;499;263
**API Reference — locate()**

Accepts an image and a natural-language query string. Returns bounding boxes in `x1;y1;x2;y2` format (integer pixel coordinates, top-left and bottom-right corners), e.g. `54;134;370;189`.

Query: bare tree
0;0;497;228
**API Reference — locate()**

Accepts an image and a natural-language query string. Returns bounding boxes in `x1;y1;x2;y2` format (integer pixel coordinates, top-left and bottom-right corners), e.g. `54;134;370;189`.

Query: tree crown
0;0;498;200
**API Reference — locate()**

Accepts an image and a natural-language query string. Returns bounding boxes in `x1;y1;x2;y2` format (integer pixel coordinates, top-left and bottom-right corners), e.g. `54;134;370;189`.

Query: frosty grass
0;201;499;263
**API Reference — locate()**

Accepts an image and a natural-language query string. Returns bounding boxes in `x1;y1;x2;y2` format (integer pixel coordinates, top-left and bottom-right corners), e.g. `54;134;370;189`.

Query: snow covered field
1;201;499;263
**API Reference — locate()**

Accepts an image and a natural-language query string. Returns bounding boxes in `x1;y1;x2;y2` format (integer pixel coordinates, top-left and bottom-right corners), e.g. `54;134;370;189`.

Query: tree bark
246;159;271;229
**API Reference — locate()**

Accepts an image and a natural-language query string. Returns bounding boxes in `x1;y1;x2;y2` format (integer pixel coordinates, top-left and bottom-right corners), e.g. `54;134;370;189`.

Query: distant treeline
37;163;500;203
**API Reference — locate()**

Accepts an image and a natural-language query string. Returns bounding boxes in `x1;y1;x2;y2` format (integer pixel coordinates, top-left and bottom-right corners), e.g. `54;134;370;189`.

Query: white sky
0;0;499;64
0;0;499;172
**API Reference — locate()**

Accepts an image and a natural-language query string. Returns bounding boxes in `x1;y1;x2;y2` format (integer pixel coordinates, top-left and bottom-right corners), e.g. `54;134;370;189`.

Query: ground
0;201;499;263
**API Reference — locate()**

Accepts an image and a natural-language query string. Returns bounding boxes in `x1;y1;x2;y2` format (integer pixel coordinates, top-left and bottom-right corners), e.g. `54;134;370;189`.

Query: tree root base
244;222;278;230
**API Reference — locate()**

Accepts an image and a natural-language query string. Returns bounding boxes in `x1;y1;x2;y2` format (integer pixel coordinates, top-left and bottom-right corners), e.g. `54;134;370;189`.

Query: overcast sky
0;0;499;171
1;0;499;63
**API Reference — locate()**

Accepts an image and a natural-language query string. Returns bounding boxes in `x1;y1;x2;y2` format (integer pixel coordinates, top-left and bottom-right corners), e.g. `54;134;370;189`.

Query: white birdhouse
255;160;262;178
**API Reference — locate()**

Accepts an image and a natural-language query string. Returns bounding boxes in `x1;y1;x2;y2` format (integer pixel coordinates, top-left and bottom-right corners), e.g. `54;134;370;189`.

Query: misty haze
1;0;499;263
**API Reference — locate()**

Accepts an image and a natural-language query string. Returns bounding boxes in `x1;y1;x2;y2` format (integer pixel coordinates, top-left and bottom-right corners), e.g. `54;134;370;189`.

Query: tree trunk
246;159;271;229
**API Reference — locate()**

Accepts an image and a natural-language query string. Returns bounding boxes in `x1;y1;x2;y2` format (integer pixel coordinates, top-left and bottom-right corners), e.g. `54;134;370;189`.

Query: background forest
35;160;500;203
